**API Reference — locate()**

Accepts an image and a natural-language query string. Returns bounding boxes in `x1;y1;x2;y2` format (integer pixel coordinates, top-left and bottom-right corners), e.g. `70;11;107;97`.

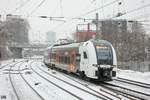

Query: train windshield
95;45;113;65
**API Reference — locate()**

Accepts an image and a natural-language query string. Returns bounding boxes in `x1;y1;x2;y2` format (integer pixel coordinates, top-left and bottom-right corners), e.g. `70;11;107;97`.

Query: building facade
46;31;56;45
73;23;96;42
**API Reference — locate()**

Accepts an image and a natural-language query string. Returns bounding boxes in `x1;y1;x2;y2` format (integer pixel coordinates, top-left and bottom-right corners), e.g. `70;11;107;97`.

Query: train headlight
92;64;98;67
112;71;116;77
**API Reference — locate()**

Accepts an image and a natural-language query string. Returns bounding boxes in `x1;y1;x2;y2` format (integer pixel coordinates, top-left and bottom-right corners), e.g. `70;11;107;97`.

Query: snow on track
33;61;126;100
23;61;81;100
0;61;19;100
30;61;107;100
9;61;43;100
38;62;134;100
1;59;150;100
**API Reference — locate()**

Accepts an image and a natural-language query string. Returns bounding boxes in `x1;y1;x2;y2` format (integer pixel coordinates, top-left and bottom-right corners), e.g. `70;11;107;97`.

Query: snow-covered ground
0;59;13;66
117;69;150;84
0;59;150;100
0;60;17;100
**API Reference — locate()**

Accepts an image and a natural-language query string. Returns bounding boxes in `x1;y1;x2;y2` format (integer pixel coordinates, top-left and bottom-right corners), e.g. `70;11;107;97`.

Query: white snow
0;59;150;100
0;59;13;66
117;69;150;84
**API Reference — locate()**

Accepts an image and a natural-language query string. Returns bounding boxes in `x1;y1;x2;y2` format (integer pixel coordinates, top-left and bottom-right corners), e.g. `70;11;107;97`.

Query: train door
76;53;80;70
80;49;89;75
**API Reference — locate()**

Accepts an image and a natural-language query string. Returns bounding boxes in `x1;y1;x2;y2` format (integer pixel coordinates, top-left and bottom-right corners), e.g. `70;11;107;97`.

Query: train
44;39;117;81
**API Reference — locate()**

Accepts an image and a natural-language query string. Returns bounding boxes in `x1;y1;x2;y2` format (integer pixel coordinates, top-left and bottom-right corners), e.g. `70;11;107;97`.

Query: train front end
79;39;117;81
93;40;117;81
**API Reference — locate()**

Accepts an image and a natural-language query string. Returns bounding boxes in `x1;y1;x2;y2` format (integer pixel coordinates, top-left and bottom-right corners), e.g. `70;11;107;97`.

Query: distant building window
83;52;87;59
0;52;1;58
118;22;122;27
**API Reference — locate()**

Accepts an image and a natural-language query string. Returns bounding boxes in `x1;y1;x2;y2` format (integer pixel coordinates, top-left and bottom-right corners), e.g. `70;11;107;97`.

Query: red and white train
44;39;117;81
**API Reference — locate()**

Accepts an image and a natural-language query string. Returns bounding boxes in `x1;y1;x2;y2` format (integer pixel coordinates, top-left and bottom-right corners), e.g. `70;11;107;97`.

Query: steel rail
31;61;106;100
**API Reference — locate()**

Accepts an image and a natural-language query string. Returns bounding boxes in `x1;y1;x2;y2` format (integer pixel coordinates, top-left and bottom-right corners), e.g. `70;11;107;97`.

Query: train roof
45;46;53;50
90;39;112;46
46;39;112;50
53;42;81;49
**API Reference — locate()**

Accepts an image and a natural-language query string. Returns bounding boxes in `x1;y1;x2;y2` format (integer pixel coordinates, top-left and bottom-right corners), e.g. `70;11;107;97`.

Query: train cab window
83;52;88;59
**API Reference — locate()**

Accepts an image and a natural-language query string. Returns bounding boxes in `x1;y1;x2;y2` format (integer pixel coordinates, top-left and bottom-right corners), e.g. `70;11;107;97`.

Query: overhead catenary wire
59;0;63;17
28;0;46;17
46;0;97;34
133;13;150;21
51;1;150;39
10;0;31;14
76;0;118;18
113;2;150;18
8;0;149;37
47;0;118;33
6;13;96;22
101;0;105;18
4;0;11;14
46;0;119;33
49;0;60;16
6;0;118;32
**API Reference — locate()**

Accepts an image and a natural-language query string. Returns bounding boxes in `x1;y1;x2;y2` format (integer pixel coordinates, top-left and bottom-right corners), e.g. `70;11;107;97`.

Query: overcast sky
0;0;150;43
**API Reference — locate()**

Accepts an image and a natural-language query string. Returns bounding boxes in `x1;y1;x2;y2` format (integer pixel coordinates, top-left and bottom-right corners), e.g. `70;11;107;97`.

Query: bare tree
99;20;147;62
0;16;30;59
5;17;30;43
115;21;147;62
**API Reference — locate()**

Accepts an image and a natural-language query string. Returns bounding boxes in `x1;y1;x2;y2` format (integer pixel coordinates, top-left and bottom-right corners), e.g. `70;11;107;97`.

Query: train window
83;52;87;59
68;57;70;64
53;53;56;59
86;42;88;46
65;57;67;64
95;45;113;65
59;56;62;63
0;52;1;58
66;57;70;64
62;56;64;63
76;54;81;61
61;56;70;64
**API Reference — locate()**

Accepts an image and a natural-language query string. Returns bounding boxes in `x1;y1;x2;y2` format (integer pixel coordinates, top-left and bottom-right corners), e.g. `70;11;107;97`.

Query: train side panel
44;39;117;81
49;43;81;73
79;41;98;78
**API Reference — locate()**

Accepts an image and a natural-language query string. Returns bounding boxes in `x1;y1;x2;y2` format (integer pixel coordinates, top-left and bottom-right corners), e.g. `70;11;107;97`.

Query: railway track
40;61;150;100
102;81;150;100
11;60;81;100
30;62;85;100
8;60;44;100
38;61;137;100
31;61;110;100
0;59;26;70
48;63;141;99
115;77;150;89
52;71;134;100
62;75;139;100
8;61;22;100
18;62;45;100
7;60;150;100
44;66;124;99
106;77;150;99
0;60;16;69
37;64;120;100
0;63;11;69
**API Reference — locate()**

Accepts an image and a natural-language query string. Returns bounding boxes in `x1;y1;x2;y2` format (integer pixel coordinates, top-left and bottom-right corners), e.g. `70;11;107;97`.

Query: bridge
0;43;50;48
0;43;51;58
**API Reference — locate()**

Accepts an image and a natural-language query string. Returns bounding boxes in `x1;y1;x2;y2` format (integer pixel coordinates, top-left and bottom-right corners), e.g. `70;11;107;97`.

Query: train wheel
80;71;86;79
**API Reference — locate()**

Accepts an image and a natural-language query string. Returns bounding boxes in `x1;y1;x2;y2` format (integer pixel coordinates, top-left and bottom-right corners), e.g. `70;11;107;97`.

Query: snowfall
0;59;150;100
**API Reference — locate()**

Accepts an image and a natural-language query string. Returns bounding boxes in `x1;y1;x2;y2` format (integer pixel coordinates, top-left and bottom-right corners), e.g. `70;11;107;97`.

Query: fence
118;61;150;72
